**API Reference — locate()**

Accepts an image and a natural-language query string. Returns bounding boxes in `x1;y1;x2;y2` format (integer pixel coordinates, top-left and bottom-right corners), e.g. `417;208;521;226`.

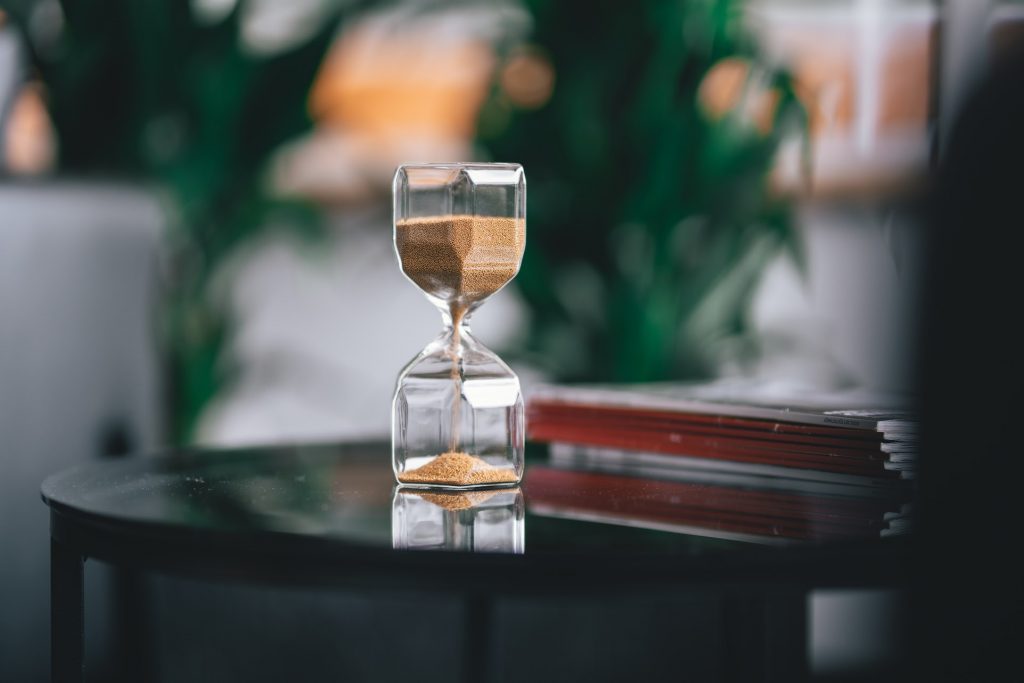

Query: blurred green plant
5;0;802;438
480;0;805;382
6;0;367;439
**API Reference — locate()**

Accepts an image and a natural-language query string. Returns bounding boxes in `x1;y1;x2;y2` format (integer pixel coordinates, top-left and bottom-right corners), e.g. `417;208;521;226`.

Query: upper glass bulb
393;163;526;322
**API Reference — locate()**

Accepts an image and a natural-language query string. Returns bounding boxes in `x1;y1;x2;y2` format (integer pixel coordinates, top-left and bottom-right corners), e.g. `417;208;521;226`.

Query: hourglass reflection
391;163;526;488
392;487;525;553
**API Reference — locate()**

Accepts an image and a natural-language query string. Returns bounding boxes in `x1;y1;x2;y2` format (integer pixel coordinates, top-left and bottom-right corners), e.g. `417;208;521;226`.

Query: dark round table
42;440;911;682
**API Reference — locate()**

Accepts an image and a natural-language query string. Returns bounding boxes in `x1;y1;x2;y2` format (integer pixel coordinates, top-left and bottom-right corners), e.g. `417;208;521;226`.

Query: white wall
0;182;164;680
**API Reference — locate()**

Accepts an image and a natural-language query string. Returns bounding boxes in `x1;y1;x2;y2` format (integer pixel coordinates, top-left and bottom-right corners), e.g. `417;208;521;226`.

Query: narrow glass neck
440;305;473;334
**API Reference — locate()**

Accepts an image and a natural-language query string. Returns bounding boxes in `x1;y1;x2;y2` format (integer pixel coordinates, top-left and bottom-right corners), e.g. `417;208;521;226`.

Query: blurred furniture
0;182;163;681
43;441;911;683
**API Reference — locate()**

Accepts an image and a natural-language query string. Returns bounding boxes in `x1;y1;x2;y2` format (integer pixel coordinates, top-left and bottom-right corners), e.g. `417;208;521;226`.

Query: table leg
764;589;807;681
462;594;493;683
723;590;808;681
113;567;155;682
51;536;84;683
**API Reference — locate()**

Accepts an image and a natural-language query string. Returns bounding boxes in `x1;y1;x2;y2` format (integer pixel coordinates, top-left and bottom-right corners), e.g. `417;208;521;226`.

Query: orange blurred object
698;57;781;136
749;5;937;199
309;20;495;143
499;47;555;110
278;14;503;204
698;57;749;120
4;82;57;175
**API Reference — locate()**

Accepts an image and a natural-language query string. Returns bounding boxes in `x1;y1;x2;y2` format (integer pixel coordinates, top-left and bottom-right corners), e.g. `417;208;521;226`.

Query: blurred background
2;0;1022;680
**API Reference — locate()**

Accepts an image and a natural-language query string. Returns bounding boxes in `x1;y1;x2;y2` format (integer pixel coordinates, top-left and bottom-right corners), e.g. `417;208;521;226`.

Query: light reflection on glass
392;486;524;553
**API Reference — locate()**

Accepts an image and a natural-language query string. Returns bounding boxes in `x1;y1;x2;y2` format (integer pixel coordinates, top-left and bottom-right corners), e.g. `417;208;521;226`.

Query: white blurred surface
749;202;922;392
0;181;164;679
809;589;908;675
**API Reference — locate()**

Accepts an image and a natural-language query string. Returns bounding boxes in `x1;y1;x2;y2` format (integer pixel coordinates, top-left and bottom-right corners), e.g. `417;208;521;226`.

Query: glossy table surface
41;441;912;591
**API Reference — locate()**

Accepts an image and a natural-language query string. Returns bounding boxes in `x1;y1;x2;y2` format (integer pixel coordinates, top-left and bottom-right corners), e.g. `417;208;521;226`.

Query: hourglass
391;163;526;488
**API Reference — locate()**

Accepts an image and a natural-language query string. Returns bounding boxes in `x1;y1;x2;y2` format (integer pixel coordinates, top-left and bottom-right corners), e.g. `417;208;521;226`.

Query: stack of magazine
525;379;916;543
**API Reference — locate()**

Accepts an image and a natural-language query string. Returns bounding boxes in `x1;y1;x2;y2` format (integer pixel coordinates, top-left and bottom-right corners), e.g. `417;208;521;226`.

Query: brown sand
398;451;519;487
413;489;502;511
395;215;525;304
